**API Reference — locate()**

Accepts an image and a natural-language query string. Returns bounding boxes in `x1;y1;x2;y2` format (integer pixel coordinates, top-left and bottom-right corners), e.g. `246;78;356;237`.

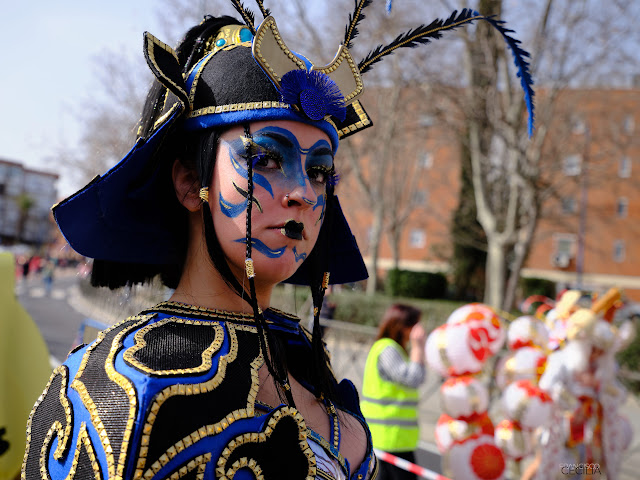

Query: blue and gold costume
23;303;377;480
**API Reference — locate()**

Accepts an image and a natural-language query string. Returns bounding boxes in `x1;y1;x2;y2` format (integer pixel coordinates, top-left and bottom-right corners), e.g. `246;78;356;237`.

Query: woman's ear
172;158;202;212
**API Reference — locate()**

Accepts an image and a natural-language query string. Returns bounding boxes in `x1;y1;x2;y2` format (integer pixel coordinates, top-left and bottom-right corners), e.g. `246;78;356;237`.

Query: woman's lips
280;220;304;240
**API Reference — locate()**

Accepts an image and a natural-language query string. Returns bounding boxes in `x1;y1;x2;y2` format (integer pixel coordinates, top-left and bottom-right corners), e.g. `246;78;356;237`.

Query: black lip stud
282;220;304;240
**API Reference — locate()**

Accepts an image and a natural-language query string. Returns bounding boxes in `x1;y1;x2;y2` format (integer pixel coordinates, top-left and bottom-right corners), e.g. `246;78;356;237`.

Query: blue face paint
313;193;326;225
219;192;247;218
292;246;307;263
223;126;334;197
228;147;274;197
234;238;286;258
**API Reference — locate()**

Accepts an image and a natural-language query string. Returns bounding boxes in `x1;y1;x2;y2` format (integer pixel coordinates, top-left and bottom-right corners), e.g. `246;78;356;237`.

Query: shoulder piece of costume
51;2;534;287
22;303;376;480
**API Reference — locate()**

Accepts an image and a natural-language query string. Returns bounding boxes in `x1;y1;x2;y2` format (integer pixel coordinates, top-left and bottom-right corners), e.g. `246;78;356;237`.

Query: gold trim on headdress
252;16;364;105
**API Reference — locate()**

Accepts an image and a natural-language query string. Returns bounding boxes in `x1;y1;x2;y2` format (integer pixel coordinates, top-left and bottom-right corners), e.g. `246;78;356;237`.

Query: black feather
343;0;373;49
358;9;480;74
229;0;257;34
255;0;271;19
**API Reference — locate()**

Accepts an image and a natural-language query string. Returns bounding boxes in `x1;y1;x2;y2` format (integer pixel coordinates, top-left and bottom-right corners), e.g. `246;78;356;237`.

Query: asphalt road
15;271;86;364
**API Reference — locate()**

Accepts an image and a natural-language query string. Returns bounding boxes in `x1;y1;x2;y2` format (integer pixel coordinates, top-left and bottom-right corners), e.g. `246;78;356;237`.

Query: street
15;271;86;364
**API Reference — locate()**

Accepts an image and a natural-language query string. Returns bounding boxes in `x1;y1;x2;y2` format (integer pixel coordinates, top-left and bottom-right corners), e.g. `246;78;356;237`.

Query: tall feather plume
229;0;257;34
254;0;271;19
343;0;373;49
480;13;535;137
357;9;480;74
358;8;535;136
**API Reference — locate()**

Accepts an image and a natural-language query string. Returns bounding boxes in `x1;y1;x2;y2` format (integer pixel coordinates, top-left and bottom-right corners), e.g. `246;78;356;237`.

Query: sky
0;1;162;197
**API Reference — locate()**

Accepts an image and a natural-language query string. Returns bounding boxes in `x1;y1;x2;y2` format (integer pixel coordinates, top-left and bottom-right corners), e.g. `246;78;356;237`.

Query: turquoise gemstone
239;28;253;42
215;38;226;47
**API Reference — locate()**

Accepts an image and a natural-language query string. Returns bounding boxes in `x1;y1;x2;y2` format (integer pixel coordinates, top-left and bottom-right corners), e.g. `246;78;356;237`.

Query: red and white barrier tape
374;449;451;480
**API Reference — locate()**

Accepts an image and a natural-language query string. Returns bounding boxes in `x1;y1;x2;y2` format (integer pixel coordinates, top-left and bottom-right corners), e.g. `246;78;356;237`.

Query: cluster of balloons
426;289;637;479
494;315;553;461
427;303;507;480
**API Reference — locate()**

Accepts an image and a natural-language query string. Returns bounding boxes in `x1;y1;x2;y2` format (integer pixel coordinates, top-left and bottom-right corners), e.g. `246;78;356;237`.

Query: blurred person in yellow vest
0;252;52;479
361;304;427;480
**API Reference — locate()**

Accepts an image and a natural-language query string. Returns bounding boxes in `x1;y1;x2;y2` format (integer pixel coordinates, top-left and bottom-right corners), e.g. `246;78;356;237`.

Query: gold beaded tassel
322;272;330;290
245;258;255;278
199;187;209;202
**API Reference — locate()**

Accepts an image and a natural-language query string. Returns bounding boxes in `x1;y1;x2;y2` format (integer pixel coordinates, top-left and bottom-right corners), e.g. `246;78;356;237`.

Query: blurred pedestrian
41;258;55;296
361;304;427;480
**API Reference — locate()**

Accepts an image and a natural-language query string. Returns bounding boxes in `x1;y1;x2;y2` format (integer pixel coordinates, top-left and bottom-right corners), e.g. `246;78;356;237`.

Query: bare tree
417;0;640;310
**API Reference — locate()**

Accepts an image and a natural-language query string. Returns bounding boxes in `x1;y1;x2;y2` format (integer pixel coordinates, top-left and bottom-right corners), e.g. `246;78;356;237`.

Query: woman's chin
253;255;303;285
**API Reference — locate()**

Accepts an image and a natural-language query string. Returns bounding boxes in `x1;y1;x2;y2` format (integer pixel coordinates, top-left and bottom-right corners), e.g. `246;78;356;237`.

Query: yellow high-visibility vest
361;338;419;452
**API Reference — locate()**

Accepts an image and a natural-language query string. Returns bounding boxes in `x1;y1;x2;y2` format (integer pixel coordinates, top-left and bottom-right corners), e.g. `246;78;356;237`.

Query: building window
618;156;631;178
571;115;587;135
613;240;625;262
561;196;576;214
563;154;582;176
409;229;426;248
419;151;433;169
412;189;428;206
616;197;628;218
419;114;435;127
623;115;635;134
551;234;575;267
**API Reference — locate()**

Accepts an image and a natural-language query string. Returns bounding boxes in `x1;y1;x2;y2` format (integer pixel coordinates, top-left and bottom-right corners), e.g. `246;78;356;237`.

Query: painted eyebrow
252;127;297;149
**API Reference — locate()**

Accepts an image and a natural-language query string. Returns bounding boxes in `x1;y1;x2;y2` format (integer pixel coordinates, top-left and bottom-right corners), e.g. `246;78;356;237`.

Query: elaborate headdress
52;1;535;404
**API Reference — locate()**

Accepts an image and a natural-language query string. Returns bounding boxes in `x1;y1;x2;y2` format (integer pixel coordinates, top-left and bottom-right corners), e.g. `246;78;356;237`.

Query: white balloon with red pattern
446;303;506;355
442;434;506;480
494;419;533;459
440;375;489;419
507;315;549;350
494;346;547;390
435;412;495;454
426;322;494;377
501;379;553;429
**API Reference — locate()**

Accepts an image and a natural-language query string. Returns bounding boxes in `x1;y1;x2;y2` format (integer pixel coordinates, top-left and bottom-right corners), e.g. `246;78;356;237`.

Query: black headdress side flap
143;32;189;108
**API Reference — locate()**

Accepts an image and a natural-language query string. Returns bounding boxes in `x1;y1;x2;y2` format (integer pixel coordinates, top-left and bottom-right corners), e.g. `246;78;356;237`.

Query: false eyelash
328;170;340;187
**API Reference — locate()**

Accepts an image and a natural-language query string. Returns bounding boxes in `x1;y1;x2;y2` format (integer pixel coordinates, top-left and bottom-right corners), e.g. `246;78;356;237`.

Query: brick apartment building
336;87;640;302
0;159;59;246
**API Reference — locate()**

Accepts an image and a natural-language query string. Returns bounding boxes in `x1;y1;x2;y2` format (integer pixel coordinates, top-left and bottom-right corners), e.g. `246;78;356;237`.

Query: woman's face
211;120;333;285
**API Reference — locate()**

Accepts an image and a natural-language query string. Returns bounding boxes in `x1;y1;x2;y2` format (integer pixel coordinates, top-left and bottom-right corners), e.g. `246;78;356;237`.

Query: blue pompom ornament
280;70;347;122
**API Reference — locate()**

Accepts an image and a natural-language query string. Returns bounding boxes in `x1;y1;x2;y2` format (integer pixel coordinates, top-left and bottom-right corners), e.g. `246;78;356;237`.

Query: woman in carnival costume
22;1;534;479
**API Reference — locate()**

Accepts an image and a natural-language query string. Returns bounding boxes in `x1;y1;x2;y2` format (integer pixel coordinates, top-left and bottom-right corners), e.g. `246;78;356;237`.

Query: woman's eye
308;167;330;185
253;152;282;169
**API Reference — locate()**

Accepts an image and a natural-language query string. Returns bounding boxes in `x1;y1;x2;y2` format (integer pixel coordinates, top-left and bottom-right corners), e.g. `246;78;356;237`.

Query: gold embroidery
167;453;211;480
136;323;262;480
216;407;316;480
22;365;73;480
72;315;155;480
337;100;371;138
187;101;291;119
150;301;301;323
123;318;225;376
65;423;102;480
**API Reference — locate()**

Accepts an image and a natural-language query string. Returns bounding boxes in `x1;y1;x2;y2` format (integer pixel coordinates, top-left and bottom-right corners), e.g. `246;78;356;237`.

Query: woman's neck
170;246;273;314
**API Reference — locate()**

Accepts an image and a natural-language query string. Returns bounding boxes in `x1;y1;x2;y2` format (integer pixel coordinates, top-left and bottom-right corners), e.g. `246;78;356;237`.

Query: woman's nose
282;182;316;209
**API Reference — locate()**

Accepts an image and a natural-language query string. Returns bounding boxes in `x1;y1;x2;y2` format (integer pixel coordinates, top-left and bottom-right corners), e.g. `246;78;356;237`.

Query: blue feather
280;70;347;122
474;11;535;137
